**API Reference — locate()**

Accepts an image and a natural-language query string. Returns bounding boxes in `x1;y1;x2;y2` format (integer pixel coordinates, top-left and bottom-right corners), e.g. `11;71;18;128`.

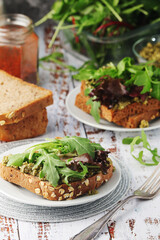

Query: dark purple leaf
89;75;128;108
129;86;149;101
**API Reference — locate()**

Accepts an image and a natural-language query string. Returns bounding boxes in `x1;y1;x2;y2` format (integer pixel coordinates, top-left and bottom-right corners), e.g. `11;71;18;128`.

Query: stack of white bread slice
0;70;53;141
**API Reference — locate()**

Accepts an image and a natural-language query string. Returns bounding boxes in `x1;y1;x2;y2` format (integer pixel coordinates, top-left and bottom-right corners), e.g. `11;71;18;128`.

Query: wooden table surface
0;24;160;240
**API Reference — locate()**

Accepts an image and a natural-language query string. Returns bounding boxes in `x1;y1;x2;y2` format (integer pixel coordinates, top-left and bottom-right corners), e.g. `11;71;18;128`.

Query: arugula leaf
117;57;133;76
59;162;88;185
28;136;103;160
39;52;77;71
39;151;88;186
7;152;29;167
73;68;97;81
60;136;97;158
28;141;61;160
86;98;101;123
141;129;150;148
33;152;65;170
122;130;160;166
122;137;142;145
40;154;60;187
134;71;151;94
32;155;44;170
37;151;89;187
91;142;104;151
73;63;118;81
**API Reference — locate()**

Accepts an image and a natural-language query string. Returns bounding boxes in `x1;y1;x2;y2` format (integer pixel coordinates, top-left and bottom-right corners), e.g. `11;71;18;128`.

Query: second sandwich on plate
74;57;160;128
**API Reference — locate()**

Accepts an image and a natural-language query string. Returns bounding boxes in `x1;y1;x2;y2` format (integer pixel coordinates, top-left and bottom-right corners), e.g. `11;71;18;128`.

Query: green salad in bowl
36;0;160;66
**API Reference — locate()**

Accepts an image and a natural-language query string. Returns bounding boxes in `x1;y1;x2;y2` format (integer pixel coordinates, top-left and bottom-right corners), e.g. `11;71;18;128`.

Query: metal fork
70;163;160;240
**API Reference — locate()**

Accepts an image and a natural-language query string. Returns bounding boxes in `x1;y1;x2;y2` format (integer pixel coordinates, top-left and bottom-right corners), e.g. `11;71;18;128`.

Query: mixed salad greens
123;130;160;166
36;0;160;66
3;136;111;187
36;0;160;45
74;57;160;123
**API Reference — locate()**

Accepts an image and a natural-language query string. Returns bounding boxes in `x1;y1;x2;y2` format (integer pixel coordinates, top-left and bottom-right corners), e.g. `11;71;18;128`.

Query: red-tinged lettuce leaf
129;85;148;101
89;76;128;109
59;162;88;185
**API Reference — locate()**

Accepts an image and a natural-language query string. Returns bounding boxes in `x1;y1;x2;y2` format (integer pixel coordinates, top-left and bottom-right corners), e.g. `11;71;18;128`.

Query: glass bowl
60;21;160;67
132;34;160;64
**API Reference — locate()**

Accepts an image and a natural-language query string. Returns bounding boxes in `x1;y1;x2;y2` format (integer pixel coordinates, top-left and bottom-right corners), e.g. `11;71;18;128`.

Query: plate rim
66;86;160;132
0;142;121;207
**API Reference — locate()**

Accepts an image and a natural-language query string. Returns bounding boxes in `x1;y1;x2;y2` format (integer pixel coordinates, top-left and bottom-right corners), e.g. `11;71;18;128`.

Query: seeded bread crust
116;110;160;128
75;81;160;128
0;70;53;125
0;109;48;142
0;163;113;201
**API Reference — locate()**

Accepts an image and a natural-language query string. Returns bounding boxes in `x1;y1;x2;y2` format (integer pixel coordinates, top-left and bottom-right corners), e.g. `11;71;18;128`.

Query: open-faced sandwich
0;136;114;201
74;57;160;128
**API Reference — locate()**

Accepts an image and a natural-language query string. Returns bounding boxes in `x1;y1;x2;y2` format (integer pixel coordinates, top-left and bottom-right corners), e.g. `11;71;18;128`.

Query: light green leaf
40;155;60;187
141;129;150;148
151;82;160;100
7;152;29;167
122;137;142;145
84;88;91;96
117;57;133;76
59;162;88;185
134;71;151;94
61;136;96;158
113;0;119;6
86;98;101;123
122;130;160;166
122;4;144;14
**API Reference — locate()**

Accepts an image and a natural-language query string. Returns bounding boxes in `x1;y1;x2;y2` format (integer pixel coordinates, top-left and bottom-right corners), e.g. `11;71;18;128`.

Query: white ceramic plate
66;87;160;132
0;142;121;207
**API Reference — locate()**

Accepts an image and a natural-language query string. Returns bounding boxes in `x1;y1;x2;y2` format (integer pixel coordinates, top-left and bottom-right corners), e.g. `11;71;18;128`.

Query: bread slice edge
0;162;113;201
0;70;53;125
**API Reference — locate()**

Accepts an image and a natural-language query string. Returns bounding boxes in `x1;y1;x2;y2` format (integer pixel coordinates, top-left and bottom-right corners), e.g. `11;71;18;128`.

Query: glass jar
0;14;38;84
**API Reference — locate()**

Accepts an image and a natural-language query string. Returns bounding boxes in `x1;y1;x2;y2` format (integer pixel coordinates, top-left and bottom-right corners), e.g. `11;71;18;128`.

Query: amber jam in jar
0;14;38;84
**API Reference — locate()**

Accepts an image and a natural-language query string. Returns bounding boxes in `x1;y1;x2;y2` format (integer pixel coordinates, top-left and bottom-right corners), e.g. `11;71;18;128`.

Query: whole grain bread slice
0;108;48;142
0;163;113;201
0;70;53;125
115;110;160;128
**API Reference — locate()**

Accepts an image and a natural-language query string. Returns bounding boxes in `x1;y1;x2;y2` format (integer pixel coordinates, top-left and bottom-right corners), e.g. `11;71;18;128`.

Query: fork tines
139;163;160;194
